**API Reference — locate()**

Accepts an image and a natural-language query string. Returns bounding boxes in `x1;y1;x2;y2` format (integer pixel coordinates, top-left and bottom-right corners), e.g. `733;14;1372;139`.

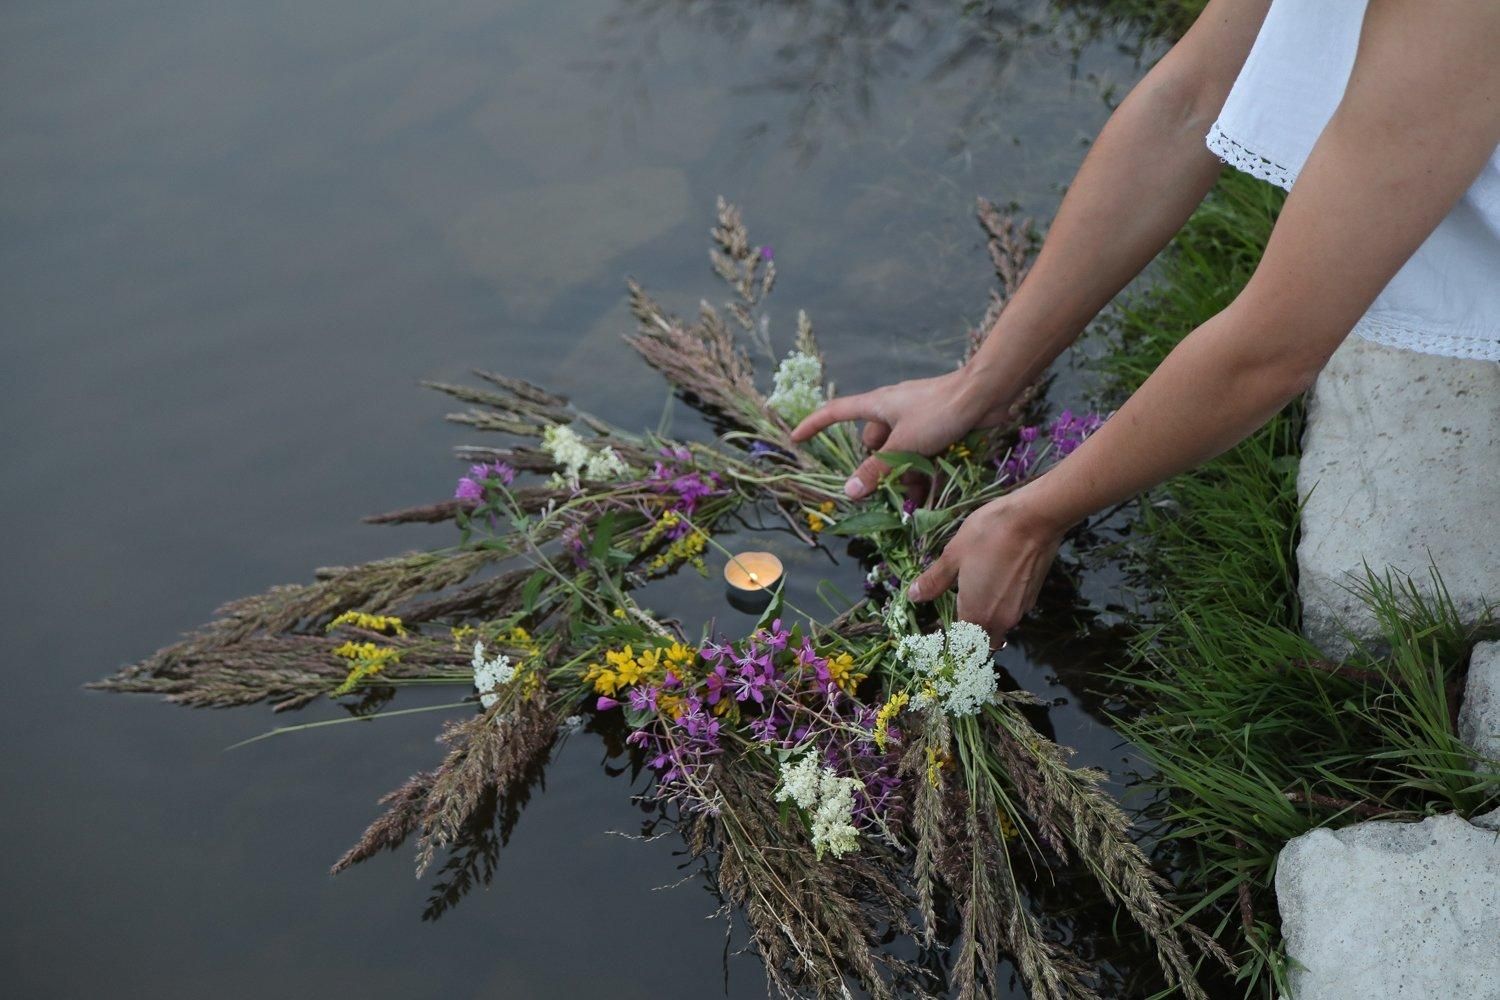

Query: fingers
844;454;891;500
958;591;1017;651
861;419;891;450
791;392;876;442
907;552;958;603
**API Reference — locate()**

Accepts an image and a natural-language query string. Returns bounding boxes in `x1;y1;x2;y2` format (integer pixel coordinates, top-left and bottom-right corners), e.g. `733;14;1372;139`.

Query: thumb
907;552;958;603
843;453;891;500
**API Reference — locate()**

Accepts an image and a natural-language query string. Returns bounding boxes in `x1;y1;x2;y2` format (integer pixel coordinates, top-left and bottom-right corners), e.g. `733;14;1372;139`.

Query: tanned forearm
1017;0;1500;533
959;0;1269;411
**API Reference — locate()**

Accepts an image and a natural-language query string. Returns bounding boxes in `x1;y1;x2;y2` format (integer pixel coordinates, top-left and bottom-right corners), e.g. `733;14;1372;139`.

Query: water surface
1;2;1160;995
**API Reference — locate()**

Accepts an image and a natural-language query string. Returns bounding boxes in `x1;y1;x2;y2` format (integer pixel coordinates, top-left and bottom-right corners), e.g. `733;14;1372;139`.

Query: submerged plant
98;199;1222;998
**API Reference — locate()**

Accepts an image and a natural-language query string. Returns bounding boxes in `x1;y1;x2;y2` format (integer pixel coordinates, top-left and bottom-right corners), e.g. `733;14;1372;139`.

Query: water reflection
4;0;1174;995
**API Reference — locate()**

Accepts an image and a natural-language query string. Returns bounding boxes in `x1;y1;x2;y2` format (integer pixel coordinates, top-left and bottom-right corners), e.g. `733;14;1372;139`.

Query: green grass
1096;170;1499;997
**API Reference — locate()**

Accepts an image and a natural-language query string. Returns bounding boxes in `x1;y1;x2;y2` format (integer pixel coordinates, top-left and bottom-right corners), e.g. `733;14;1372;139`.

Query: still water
1;2;1165;996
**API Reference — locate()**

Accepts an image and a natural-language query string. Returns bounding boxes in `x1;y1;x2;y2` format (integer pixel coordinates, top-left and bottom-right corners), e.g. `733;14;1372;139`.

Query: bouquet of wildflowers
100;200;1228;998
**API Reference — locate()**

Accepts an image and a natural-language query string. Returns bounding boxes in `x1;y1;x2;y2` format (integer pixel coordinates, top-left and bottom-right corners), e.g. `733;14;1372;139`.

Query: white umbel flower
775;753;862;858
766;349;824;424
897;620;997;718
471;640;515;709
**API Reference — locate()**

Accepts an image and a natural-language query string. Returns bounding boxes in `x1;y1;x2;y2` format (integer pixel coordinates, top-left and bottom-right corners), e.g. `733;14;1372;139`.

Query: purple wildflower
758;245;774;261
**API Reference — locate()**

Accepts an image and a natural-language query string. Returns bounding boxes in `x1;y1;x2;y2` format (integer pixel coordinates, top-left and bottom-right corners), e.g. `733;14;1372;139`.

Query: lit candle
724;551;784;612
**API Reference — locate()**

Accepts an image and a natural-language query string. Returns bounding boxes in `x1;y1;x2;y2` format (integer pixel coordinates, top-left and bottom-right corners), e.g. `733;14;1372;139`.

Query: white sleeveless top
1205;0;1500;361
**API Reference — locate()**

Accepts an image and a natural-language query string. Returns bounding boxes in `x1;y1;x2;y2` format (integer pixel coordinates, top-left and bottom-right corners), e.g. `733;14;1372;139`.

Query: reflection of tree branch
587;0;1154;164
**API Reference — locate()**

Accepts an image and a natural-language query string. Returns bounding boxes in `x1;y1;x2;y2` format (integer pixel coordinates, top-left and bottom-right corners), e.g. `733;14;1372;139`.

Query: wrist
955;352;1021;423
1005;473;1084;537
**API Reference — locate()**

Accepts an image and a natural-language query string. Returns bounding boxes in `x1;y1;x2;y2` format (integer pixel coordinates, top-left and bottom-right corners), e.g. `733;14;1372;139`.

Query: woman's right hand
790;365;1019;499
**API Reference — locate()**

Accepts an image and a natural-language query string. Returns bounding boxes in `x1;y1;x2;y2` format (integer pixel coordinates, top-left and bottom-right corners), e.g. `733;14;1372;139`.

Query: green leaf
754;582;786;631
874;450;936;477
521;569;549;615
912;508;956;534
589;512;619;562
828;507;902;536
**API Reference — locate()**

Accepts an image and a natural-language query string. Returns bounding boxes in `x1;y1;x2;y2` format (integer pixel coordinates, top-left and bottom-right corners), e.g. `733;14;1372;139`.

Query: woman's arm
962;0;1269;407
793;0;1270;499
912;0;1500;643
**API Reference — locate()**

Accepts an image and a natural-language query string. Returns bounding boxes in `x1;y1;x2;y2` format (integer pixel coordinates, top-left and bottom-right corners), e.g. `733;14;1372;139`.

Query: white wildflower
810;772;861;858
541;424;630;486
766;349;824;424
775;753;823;811
560;714;584;733
471;640;515;709
897;621;997;718
584;446;629;481
775;753;863;859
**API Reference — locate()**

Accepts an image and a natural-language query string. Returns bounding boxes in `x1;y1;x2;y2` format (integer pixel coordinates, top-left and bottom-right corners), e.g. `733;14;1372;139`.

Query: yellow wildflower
519;669;543;698
584;663;620;696
636;646;662;675
873;691;910;751
327;610;406;636
997;812;1019;840
658;693;686;720
946;441;972;461
450;624;476;650
616;657;648;687
664;642;697;680
807;499;837;534
329;640;401;696
925;745;950;789
826;651;866;694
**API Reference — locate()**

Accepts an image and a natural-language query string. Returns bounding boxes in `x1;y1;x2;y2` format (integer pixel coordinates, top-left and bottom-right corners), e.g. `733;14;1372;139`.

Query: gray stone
1297;334;1500;658
1276;812;1500;999
1461;641;1500;769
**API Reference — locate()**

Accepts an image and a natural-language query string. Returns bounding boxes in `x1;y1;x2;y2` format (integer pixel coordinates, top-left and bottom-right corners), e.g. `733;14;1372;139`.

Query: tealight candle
724;551;784;613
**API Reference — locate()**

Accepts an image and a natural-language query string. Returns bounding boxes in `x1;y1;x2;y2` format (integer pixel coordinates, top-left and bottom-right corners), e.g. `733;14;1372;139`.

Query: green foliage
1100;171;1498;997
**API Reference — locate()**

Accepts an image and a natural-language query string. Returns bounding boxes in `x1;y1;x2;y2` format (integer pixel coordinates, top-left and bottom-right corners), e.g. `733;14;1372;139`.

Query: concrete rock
1297;335;1500;657
1276;812;1500;999
1461;641;1500;769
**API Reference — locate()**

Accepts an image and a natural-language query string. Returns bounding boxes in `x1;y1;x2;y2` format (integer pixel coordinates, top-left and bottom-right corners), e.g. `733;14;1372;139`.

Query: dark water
1;2;1162;996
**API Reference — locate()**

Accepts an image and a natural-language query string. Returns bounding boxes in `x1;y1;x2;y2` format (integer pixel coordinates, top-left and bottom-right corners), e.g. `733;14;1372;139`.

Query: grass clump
1097;169;1499;997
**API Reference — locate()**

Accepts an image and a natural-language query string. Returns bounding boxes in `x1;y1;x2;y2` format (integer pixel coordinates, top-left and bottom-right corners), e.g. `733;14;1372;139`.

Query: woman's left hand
906;490;1066;648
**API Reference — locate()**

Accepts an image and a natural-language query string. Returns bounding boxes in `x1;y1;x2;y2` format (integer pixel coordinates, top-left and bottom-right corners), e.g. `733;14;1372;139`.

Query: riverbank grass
1101;170;1500;996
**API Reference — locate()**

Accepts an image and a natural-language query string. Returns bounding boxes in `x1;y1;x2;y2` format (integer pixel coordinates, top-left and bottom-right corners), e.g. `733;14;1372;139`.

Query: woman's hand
790;366;1019;499
906;490;1066;648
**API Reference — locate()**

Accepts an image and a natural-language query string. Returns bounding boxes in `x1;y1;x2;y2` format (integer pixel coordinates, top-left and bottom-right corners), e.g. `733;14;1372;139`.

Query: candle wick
748;572;759;583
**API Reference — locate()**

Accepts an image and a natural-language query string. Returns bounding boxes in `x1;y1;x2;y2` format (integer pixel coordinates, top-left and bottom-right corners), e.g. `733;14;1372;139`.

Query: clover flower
471;640;516;709
766;349;824;424
897;621;997;718
454;461;515;503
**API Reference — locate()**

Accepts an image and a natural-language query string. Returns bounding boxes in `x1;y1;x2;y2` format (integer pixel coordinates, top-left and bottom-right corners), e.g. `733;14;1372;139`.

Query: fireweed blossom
996;411;1106;484
1049;409;1106;456
645;447;726;537
590;625;898;837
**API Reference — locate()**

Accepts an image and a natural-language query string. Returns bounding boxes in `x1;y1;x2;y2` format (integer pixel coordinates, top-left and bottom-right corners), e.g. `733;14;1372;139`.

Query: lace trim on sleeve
1205;122;1297;192
1351;314;1500;362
